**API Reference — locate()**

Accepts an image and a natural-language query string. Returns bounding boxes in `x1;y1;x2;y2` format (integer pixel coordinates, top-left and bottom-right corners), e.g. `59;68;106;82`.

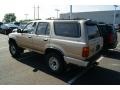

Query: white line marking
112;64;120;66
68;69;89;84
112;48;120;51
0;47;8;50
68;56;104;84
96;56;104;62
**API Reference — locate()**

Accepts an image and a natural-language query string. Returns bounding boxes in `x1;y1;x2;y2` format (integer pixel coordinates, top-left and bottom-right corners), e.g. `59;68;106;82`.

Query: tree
3;13;16;23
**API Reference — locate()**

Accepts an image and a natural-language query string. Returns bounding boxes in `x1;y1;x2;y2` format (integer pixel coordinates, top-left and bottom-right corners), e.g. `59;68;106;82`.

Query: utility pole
37;5;40;20
55;9;60;19
70;5;72;20
33;5;36;20
113;5;118;27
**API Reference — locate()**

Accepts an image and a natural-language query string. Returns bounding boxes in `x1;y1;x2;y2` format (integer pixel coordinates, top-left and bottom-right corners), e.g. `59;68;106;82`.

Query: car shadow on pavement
102;49;120;60
15;51;120;85
15;52;83;83
73;66;120;85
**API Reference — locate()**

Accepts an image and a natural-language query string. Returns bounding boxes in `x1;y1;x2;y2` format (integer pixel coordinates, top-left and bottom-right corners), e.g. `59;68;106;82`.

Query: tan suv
8;20;103;74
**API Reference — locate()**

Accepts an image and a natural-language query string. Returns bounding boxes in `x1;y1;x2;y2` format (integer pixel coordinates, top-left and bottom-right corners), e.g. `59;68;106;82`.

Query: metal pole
57;10;58;19
113;5;118;27
38;5;40;20
70;5;72;20
34;5;35;20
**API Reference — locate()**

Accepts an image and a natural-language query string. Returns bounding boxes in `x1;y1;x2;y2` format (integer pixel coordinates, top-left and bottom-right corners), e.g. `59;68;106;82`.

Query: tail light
82;47;89;57
108;33;113;44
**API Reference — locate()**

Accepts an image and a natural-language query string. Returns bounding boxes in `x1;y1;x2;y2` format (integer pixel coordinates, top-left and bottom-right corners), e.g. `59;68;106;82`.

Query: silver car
8;20;103;74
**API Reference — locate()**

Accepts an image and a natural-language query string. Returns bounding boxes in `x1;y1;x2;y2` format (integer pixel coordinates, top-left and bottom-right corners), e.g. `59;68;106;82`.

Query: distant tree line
2;13;33;24
3;13;16;23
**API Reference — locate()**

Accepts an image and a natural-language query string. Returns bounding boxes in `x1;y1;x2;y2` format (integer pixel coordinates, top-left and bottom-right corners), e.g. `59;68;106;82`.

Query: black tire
45;53;65;74
9;41;24;58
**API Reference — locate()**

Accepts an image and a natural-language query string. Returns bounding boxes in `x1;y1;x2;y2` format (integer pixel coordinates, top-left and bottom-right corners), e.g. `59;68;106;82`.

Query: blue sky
0;0;119;21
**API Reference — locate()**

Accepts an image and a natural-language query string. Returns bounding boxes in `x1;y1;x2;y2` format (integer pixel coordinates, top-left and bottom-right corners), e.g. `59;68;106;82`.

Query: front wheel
45;53;65;74
9;42;23;58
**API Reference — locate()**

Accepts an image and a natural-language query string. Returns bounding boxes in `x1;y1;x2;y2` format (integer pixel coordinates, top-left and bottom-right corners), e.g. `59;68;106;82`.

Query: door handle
43;38;48;41
28;36;32;38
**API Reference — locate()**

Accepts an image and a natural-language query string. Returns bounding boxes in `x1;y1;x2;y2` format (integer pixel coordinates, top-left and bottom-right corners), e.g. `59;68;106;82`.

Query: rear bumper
64;56;88;67
64;51;101;67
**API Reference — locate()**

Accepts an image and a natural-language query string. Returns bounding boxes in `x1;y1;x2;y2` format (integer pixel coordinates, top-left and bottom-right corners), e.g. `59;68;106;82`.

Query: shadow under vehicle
13;50;120;85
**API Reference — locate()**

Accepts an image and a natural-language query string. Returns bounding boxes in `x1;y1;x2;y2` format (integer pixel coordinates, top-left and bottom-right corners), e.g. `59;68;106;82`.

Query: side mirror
17;29;22;33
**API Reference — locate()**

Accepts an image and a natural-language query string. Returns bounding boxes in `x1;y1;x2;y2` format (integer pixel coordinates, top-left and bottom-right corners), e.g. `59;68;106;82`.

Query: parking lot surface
0;33;120;85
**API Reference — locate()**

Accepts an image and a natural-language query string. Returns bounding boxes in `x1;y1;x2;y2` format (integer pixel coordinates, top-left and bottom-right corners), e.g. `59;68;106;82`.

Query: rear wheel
45;53;65;74
9;41;24;58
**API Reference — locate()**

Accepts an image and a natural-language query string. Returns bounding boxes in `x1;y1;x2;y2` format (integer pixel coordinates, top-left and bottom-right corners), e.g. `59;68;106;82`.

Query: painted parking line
96;56;104;62
68;56;104;85
112;64;120;67
68;68;89;84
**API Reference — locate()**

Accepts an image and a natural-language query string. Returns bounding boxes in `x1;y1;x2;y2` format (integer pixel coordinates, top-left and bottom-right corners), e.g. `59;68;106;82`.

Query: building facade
60;10;120;24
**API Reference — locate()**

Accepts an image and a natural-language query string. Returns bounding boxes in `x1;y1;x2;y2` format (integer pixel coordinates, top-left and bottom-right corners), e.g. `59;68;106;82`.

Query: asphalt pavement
0;33;120;85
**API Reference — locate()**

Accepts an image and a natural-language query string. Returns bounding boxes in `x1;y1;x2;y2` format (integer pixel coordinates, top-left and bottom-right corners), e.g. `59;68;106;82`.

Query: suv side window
36;22;49;35
23;22;36;33
87;25;99;40
54;22;81;37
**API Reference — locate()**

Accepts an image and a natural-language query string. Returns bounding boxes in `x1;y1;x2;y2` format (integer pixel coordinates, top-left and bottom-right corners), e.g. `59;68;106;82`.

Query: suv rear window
87;25;100;40
54;22;80;38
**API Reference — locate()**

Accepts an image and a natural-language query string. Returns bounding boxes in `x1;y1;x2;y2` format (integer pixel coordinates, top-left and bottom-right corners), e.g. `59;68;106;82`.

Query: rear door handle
28;36;32;38
43;38;48;41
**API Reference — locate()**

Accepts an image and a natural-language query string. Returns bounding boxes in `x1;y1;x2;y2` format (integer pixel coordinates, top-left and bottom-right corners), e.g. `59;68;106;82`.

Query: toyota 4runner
8;20;103;74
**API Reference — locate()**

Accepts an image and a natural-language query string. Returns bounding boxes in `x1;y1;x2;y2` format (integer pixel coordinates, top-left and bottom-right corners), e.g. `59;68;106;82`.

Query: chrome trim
64;56;88;67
